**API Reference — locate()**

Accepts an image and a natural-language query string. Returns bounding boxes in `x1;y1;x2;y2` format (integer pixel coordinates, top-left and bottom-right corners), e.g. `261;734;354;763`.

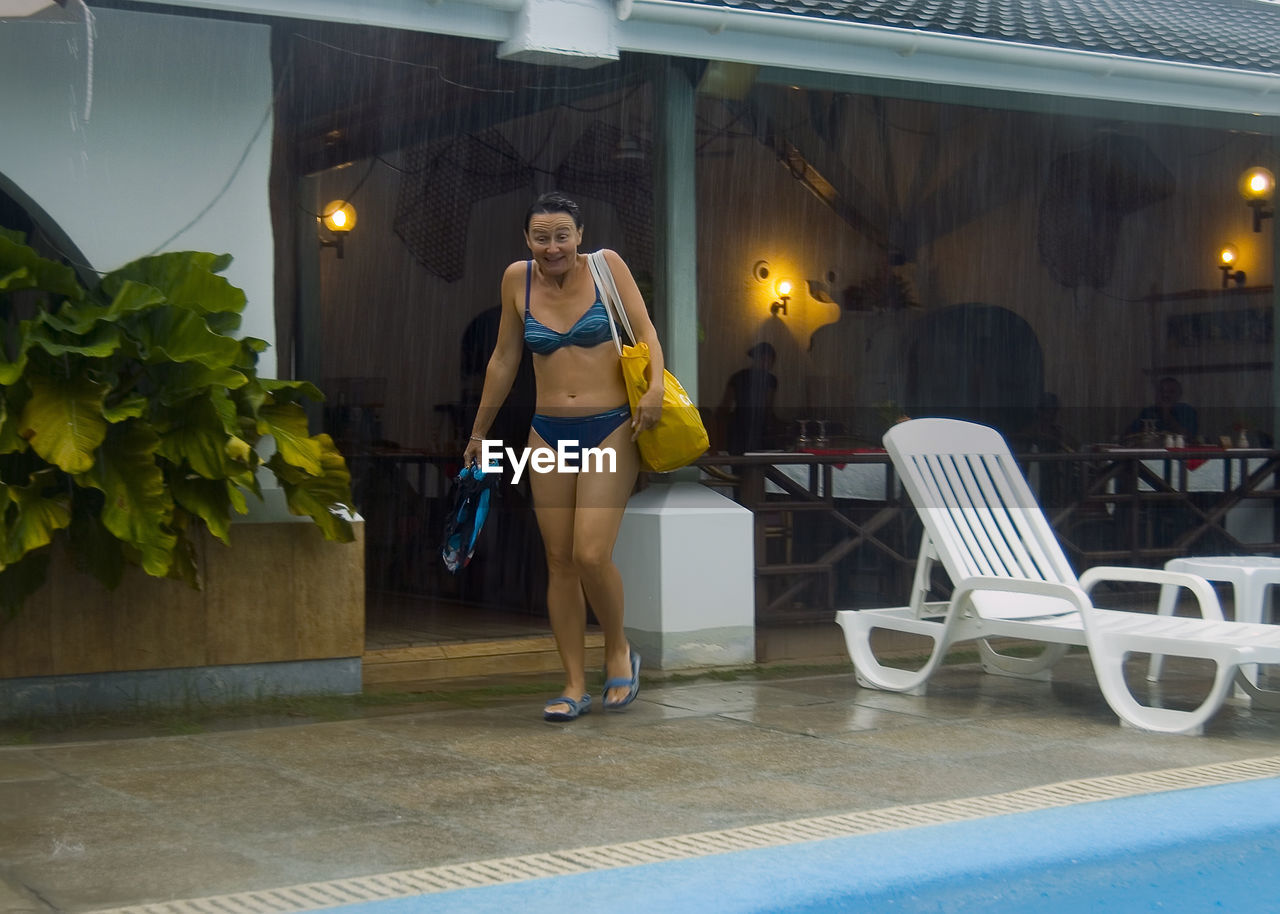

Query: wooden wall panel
0;573;54;679
48;549;116;675
108;538;209;672
1;522;364;680
205;524;299;665
292;523;365;659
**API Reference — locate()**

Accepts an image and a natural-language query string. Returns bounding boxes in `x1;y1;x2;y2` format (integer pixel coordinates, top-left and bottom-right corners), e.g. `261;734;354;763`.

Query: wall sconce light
1218;244;1246;288
1240;166;1275;233
771;279;793;316
319;200;357;258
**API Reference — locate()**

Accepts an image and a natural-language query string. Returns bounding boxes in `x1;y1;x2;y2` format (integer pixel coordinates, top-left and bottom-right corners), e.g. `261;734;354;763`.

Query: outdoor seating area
4;1;1280;908
835;418;1280;736
702;436;1280;621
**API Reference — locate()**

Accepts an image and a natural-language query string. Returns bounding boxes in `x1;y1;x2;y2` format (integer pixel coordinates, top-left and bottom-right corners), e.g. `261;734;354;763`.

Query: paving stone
0;875;52;914
2;661;1280;910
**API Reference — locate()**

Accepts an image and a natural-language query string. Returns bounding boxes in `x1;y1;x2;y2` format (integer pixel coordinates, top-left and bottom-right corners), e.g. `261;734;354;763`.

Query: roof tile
668;0;1280;72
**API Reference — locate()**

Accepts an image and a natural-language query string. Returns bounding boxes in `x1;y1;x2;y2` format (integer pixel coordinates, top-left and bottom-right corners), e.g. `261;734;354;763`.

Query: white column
615;483;755;669
652;59;699;402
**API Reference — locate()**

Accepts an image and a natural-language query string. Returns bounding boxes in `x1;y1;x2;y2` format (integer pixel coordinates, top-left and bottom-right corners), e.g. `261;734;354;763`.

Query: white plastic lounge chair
836;417;1280;735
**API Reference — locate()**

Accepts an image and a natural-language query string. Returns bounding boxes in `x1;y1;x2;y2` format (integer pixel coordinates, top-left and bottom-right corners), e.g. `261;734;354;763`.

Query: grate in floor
90;754;1280;914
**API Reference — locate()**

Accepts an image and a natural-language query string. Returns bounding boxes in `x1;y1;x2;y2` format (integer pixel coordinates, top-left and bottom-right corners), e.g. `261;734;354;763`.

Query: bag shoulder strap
587;250;635;351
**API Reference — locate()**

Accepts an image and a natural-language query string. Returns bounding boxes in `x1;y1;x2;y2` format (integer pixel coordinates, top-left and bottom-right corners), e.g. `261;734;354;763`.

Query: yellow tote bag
587;252;709;473
617;341;709;473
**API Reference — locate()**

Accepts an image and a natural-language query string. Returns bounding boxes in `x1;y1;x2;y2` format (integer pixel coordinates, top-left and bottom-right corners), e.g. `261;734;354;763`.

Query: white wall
0;9;277;375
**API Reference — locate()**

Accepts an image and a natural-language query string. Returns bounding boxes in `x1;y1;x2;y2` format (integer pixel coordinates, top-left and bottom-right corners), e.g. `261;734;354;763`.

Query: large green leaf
229;464;261;504
169;472;234;544
103;251;244;315
224;434;253;466
0;234;82;299
77;423;175;576
0;387;27;455
103;394;148;423
157;395;235;479
258;401;323;476
24;318;122;359
0;322;28;386
165;524;200;588
232;376;269;421
45;278;167;335
260;377;325;404
209;386;240;437
266;435;354;542
1;472;71;564
234;335;268;370
206;311;243;336
20;374;109;474
132;308;242;368
154;362;248;406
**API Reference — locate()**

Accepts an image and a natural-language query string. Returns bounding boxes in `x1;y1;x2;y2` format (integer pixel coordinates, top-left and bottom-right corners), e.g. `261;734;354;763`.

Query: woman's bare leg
571;421;640;706
528;429;589;715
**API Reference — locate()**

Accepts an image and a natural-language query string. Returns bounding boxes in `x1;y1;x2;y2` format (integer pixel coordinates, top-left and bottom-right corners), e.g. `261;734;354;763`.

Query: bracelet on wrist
469;434;483;442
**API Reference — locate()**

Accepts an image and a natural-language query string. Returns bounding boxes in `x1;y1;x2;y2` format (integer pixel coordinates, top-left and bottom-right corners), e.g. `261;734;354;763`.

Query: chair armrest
1077;566;1224;621
951;575;1092;615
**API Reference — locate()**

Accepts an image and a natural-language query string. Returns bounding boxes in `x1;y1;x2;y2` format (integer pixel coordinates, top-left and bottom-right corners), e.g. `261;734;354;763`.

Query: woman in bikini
463;191;665;721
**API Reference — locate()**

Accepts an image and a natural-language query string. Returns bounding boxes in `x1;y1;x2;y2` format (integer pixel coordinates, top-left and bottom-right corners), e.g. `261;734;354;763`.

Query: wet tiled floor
3;648;1280;912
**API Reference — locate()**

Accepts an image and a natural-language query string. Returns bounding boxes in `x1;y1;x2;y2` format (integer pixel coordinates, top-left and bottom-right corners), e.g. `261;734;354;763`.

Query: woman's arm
602;249;665;437
463;263;526;466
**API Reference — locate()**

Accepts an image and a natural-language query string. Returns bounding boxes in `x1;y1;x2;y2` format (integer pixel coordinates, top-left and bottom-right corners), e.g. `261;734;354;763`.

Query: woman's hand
462;436;483;469
631;385;664;439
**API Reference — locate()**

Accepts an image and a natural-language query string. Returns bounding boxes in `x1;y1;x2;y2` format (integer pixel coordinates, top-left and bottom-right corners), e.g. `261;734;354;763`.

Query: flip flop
602;650;641;711
543;694;591;722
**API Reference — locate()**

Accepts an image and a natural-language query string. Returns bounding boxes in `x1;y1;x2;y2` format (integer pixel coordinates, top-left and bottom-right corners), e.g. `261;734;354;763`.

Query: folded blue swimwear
441;464;499;574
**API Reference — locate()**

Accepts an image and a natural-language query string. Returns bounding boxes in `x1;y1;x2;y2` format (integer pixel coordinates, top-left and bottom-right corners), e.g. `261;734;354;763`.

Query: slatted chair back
885;418;1079;619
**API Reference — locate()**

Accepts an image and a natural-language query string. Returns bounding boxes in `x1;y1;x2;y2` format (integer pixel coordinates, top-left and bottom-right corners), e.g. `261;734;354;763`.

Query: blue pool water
330;778;1280;913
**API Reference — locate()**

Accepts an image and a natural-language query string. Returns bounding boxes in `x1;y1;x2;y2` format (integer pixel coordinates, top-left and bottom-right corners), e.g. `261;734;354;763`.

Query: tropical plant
0;229;354;616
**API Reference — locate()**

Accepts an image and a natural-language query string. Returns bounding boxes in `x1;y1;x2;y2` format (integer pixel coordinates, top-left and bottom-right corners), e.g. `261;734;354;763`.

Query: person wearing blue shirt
1130;376;1198;440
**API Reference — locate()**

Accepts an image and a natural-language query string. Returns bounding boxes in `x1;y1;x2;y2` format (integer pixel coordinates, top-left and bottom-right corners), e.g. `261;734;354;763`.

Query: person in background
1129;376;1198;441
1013;392;1076;454
463;191;663;722
719;341;778;455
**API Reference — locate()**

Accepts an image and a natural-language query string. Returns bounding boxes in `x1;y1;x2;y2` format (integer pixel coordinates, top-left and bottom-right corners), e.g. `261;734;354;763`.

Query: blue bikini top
523;260;613;355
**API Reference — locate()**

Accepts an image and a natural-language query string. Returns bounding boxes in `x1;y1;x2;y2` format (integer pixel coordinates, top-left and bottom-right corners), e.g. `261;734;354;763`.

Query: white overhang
108;0;1280;119
0;0;85;20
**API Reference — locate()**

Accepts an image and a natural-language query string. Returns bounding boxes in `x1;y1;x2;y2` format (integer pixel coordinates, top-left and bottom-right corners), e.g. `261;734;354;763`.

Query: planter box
0;494;364;718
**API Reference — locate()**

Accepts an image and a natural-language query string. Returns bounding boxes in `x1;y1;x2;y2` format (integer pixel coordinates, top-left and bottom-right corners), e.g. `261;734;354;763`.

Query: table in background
704;451;910;620
1025;447;1280;565
748;449;898;501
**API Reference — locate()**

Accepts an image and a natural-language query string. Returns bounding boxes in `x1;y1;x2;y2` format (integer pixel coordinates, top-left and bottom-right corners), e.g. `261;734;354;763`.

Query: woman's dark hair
525;191;582;230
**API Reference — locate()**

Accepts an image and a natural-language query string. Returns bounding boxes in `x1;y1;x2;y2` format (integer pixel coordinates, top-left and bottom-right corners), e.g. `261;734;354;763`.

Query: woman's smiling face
525;212;582;277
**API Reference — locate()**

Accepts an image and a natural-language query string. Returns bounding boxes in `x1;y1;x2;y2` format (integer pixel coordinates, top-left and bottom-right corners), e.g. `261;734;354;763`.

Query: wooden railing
697;449;1280;621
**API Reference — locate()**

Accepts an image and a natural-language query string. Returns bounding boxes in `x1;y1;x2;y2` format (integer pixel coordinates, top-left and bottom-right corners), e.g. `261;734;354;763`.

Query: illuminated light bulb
321;201;357;233
1241;166;1275;200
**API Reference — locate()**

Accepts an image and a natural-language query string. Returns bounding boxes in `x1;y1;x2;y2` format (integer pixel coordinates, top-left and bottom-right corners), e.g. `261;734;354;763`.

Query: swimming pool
324;777;1280;914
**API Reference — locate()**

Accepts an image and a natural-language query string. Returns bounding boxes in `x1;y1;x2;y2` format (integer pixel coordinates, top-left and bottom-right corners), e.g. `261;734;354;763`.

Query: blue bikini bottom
530;405;631;451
